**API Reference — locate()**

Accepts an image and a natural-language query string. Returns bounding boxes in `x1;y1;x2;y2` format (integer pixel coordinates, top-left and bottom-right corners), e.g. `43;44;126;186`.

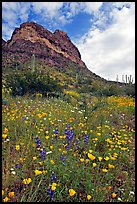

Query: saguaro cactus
31;54;35;72
116;75;119;82
122;75;125;83
125;74;127;84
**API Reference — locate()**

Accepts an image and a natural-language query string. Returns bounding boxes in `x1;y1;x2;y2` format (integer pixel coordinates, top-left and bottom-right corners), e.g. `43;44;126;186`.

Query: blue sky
2;2;135;82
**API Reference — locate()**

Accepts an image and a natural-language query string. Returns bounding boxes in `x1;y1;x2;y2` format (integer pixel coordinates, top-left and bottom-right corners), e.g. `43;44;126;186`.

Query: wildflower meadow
2;90;135;202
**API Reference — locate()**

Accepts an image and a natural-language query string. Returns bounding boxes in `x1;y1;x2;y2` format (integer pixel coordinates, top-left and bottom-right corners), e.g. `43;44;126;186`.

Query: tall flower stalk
65;124;74;150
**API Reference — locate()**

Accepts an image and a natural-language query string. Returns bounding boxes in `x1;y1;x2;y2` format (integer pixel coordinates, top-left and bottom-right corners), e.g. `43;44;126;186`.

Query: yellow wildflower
110;156;116;160
45;136;49;139
97;133;101;136
128;140;131;143
45;130;49;134
85;159;90;164
2;134;7;139
88;153;96;161
107;186;112;190
102;169;108;173
2;190;4;196
104;156;110;161
39;162;43;166
20;157;26;161
69;189;76;196
87;195;92;200
22;178;32;185
106;138;110;143
89;150;93;153
3;128;8;134
8;191;14;198
42;170;47;174
93;163;97;167
80;158;84;162
121;147;128;151
34;170;42;175
113;153;118;157
98;157;103;161
51;185;56;191
112;192;117;198
37;114;42;118
108;164;115;169
50;159;55;164
50;145;53;150
52;182;57;186
33;156;37;160
15;145;20;151
3;197;9;202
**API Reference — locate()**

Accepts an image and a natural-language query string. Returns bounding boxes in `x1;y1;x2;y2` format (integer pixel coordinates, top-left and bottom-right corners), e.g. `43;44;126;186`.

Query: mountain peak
2;21;86;68
54;29;68;37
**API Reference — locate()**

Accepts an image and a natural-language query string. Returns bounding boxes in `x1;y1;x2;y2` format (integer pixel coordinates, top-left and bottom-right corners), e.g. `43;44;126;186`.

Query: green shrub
123;84;135;97
6;69;63;96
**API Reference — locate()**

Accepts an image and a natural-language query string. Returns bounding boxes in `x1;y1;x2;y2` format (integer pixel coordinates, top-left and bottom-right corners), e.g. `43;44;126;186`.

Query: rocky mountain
2;22;87;69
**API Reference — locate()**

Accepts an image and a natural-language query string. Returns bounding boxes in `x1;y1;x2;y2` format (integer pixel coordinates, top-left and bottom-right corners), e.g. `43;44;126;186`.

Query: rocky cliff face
2;22;86;68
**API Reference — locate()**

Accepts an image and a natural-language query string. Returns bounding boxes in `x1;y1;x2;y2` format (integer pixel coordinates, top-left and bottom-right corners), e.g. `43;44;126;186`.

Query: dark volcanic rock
2;21;86;68
2;39;6;46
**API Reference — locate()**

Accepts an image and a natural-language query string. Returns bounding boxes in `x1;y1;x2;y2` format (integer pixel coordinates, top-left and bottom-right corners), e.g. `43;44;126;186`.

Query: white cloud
2;2;31;40
65;2;103;17
2;2;103;40
75;3;135;82
83;2;103;13
18;3;31;22
2;24;14;41
31;2;64;18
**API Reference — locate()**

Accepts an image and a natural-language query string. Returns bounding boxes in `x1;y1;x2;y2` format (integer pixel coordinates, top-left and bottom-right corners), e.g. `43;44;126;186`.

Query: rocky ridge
2;22;86;68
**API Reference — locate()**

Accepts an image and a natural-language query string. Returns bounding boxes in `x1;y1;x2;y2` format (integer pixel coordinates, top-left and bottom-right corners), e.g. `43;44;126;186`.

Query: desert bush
5;69;63;96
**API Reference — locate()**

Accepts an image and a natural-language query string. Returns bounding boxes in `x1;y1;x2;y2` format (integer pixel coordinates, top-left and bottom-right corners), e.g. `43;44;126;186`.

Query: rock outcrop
2;22;86;68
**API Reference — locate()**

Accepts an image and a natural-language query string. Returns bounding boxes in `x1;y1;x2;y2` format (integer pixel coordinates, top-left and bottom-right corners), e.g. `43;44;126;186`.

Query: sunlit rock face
2;21;86;68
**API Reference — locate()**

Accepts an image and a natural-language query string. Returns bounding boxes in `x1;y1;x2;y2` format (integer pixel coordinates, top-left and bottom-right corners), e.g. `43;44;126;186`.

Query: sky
2;2;135;83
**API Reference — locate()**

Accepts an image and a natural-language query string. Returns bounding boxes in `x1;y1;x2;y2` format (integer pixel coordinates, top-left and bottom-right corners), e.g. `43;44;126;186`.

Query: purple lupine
36;136;41;148
74;138;80;149
65;125;74;141
54;128;58;141
22;116;26;121
51;173;57;182
35;136;46;160
84;134;88;145
60;154;66;165
15;164;20;169
66;124;70;129
47;186;55;200
39;147;46;160
76;139;80;145
47;173;57;200
65;124;74;150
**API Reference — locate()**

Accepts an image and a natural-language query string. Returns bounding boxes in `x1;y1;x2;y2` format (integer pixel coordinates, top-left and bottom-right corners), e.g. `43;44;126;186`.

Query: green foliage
3;58;135;98
5;69;63;96
123;84;135;98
